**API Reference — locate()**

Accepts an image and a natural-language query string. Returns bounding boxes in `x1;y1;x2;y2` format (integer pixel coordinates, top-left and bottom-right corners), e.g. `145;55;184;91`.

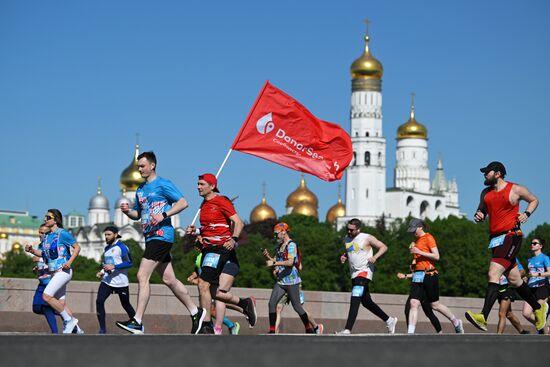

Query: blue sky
1;0;548;234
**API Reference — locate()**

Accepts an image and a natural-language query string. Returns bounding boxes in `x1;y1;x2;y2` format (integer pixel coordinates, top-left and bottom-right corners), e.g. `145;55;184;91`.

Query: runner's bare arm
63;243;81;270
474;187;490;222
410;245;440;261
223;213;244;250
367;235;388;263
512;184;538;223
120;202;141;220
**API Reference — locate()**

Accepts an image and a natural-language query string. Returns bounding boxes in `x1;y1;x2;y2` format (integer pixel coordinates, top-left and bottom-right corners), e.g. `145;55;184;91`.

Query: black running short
199;246;239;284
530;285;550;301
143;240;173;263
497;285;517;302
491;231;522;271
410;273;439;303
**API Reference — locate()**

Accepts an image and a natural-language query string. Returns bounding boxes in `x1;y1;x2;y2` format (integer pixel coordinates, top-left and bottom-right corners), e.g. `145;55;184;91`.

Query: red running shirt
199;195;236;247
484;182;519;236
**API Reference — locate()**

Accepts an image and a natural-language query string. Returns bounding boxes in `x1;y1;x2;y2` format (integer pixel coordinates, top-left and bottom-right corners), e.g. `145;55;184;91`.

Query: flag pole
190;148;233;226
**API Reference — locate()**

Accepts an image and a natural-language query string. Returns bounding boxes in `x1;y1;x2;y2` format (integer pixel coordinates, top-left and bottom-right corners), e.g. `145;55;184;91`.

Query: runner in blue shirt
25;209;82;334
116;151;205;334
522;237;550;334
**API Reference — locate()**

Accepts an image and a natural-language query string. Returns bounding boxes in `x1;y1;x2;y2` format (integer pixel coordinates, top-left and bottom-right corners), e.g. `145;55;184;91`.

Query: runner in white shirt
336;218;397;335
95;226;136;334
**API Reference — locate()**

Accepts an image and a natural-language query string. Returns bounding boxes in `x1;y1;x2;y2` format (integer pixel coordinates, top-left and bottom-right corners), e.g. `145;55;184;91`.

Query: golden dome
397;93;428;140
12;242;22;253
326;196;346;225
350;35;383;80
286;175;318;209
250;196;277;223
291;201;318;218
120;144;145;192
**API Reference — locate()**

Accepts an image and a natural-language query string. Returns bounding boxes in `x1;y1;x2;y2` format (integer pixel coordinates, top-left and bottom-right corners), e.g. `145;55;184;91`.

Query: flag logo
256;112;275;134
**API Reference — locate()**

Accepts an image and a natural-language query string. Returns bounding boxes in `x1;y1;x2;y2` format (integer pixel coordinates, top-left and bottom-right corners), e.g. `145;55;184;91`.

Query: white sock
407;325;416;334
451;317;459;327
190;306;199;316
60;309;71;322
134;317;142;324
386;317;394;325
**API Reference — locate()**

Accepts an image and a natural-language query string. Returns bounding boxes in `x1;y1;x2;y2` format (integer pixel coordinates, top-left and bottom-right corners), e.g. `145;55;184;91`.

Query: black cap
480;161;506;176
104;225;122;238
407;218;425;233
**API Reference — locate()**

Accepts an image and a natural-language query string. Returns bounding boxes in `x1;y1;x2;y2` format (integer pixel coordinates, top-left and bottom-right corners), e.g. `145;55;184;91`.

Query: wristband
524;211;531;218
162;212;168;219
232;236;239;242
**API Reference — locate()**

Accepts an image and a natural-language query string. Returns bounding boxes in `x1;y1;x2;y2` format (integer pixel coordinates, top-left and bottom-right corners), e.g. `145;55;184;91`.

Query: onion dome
286;175;318;209
115;195;132;209
89;178;109;210
291;201;318;218
12;242;22;253
397;92;428;140
120;144;145;192
326;191;346;225
250;193;277;223
350;22;383;80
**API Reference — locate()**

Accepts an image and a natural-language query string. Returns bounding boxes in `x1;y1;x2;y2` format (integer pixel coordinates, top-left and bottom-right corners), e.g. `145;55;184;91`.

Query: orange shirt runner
412;233;438;273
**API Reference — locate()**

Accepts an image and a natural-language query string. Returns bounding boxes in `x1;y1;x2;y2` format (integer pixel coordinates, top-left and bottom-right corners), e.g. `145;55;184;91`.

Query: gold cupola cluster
397;93;428;140
249;175;346;224
120;144;145;192
286;175;319;218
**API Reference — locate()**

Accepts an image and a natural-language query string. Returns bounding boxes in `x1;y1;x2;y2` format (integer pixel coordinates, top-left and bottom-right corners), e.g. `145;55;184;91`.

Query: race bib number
202;253;221;268
351;285;364;297
104;256;115;265
412;271;425;283
488;234;506;249
47;258;66;271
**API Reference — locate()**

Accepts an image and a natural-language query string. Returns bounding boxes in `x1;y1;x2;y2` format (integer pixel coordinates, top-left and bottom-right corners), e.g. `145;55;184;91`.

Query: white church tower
343;21;386;227
394;93;430;193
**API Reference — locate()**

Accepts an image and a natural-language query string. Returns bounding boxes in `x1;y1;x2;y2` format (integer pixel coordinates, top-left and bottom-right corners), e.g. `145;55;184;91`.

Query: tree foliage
2;218;549;299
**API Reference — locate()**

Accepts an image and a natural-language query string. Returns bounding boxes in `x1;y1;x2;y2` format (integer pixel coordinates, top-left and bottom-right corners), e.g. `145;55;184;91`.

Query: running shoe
62;318;79;334
315;324;324;335
116;318;144;335
74;325;85;334
198;323;215;334
454;319;464;334
335;329;351;335
520;330;530;334
243;297;257;328
386;316;398;334
464;311;487;331
214;325;223;335
534;302;548;331
191;307;206;335
230;322;240;335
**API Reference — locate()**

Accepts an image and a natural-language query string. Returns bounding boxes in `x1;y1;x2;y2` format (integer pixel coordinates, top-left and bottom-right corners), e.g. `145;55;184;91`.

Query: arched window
435;200;442;210
378;152;382;165
365;132;370;137
352;152;357;166
365;151;371;166
366;189;369;198
406;196;414;206
420;201;429;218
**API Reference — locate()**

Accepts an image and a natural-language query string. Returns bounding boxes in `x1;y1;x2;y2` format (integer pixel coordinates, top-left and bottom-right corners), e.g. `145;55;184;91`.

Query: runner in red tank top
465;161;548;332
185;173;257;334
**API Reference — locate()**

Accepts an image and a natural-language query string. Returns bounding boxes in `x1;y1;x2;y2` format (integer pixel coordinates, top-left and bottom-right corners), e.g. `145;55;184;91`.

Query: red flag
232;81;352;182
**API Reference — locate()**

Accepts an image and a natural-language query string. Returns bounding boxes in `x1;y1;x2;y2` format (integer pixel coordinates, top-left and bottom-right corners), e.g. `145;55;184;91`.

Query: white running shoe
63;318;79;334
454;319;464;334
386;317;398;334
214;326;223;335
335;329;351;335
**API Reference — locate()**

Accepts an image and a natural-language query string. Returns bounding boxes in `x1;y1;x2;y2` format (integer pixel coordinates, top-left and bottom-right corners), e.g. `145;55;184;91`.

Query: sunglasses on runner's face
44;215;55;221
347;227;357;232
531;242;540;245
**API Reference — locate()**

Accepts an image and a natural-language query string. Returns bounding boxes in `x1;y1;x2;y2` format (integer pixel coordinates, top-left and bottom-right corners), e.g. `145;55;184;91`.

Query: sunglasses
346;228;357;232
531;242;540;245
44;215;55;220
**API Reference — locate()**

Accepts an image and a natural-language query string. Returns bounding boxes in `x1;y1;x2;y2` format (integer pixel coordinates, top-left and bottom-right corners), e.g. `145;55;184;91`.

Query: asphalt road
1;333;547;367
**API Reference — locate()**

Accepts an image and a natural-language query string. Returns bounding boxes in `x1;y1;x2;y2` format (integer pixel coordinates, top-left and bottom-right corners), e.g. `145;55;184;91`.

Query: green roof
0;212;43;229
